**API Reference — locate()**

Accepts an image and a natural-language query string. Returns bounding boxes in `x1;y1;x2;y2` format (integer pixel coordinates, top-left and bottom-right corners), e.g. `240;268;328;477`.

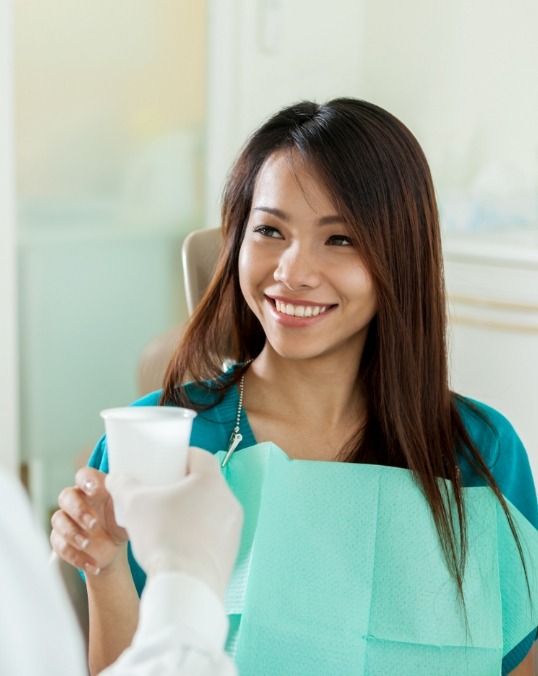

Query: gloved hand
105;447;243;601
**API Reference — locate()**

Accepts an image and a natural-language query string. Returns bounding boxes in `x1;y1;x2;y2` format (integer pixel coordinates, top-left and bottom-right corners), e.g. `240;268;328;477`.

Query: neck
245;347;364;431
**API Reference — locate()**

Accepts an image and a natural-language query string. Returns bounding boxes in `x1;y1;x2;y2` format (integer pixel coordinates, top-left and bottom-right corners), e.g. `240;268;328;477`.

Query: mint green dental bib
216;443;538;676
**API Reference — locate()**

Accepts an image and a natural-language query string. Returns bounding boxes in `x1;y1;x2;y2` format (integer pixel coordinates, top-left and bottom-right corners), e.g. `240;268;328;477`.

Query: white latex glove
105;447;243;601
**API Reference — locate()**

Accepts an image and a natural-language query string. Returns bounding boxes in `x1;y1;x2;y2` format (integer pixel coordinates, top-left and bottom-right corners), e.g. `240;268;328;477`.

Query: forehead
251;151;337;214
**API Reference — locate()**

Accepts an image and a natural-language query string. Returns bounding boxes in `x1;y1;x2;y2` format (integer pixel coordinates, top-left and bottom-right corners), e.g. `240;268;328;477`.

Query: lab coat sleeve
0;471;88;676
100;572;238;676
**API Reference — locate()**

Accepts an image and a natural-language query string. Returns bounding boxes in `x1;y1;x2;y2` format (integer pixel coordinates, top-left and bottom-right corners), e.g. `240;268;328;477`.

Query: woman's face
238;151;377;365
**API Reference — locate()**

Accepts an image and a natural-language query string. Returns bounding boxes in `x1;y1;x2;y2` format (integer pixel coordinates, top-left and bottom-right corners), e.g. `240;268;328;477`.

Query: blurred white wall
15;0;207;523
0;0;18;474
206;0;363;229
360;0;538;231
206;0;538;233
15;0;206;209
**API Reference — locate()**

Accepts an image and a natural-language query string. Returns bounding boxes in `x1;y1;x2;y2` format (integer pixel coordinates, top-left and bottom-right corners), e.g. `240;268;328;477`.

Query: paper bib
216;443;538;676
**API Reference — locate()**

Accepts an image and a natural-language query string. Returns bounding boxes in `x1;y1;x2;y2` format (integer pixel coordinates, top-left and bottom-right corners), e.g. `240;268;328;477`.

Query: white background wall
13;0;207;522
359;0;538;231
0;0;19;474
206;0;538;234
206;0;364;229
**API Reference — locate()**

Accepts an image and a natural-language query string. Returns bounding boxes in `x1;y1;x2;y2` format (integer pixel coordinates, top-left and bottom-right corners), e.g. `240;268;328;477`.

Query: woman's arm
51;467;136;674
509;644;535;676
86;545;140;675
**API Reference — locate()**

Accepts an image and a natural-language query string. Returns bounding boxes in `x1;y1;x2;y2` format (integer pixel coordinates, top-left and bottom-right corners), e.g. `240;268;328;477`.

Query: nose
273;242;321;290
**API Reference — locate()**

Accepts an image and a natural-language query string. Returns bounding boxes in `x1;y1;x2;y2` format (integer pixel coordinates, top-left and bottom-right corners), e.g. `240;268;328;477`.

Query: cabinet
444;230;538;483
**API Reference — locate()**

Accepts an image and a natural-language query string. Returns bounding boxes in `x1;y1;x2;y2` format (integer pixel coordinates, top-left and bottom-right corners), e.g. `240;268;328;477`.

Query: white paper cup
100;406;197;526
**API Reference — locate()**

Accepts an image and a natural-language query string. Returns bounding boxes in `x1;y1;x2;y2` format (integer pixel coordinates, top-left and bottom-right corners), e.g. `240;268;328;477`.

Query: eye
253;225;284;239
326;234;353;247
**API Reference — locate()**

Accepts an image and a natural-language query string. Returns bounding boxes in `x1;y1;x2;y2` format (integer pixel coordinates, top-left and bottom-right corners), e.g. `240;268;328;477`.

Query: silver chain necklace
221;371;246;467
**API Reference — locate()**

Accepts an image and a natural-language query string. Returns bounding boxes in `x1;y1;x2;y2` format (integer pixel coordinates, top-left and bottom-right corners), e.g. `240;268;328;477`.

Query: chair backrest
182;227;222;316
138;227;223;395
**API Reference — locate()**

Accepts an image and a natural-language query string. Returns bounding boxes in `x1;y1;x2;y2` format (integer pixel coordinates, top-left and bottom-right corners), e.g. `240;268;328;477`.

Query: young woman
51;98;537;675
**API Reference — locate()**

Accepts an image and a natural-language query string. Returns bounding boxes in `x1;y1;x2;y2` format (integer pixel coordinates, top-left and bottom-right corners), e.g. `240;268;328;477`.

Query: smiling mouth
273;298;334;318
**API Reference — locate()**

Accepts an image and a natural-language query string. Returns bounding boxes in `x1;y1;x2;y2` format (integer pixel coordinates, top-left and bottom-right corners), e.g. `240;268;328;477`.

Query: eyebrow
252;205;346;226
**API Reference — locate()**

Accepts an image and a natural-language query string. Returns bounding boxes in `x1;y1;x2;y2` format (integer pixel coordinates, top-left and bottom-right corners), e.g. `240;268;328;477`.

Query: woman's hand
50;467;128;576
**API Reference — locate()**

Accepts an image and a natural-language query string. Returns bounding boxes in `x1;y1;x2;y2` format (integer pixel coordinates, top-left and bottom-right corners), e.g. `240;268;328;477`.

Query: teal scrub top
88;382;538;674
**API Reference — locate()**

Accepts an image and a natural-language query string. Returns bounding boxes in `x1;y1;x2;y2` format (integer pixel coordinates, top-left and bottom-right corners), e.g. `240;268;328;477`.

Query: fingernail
82;479;97;495
83;514;97;530
74;534;90;549
84;563;100;576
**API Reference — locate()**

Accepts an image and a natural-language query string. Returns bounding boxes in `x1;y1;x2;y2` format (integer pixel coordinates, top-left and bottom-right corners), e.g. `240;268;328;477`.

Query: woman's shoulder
454;395;537;527
454;395;519;466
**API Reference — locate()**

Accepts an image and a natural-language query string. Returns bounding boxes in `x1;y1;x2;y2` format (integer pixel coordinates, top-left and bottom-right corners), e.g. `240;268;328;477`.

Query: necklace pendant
222;432;243;467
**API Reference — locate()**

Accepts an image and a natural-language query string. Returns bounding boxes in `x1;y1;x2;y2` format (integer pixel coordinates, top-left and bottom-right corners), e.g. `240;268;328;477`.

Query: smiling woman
51;98;538;676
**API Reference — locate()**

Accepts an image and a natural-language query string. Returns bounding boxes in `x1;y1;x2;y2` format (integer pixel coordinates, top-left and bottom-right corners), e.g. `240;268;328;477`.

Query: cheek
346;267;377;310
238;240;273;285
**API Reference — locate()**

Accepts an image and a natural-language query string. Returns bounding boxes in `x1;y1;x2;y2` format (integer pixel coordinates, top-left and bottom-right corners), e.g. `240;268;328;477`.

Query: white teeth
274;299;330;317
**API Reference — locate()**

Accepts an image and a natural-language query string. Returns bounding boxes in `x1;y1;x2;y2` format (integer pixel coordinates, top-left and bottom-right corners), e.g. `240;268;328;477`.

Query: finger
187;446;221;475
74;467;107;499
57;487;98;532
50;528;100;575
50;509;91;551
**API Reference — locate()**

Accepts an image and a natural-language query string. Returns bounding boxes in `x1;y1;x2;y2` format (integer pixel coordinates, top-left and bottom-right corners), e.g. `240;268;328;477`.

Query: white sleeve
100;572;238;676
0;471;88;676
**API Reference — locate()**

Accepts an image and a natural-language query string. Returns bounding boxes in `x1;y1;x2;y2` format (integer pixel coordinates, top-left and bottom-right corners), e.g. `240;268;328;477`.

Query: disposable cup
100;406;197;526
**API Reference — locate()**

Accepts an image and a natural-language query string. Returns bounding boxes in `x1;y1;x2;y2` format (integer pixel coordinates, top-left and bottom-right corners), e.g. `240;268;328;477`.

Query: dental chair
137;227;222;394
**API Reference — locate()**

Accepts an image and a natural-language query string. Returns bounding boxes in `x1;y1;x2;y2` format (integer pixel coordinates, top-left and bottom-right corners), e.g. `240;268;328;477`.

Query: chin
266;340;331;362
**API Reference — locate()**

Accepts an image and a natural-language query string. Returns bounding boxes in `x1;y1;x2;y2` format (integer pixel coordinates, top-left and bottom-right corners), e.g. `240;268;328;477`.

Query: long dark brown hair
162;98;527;600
